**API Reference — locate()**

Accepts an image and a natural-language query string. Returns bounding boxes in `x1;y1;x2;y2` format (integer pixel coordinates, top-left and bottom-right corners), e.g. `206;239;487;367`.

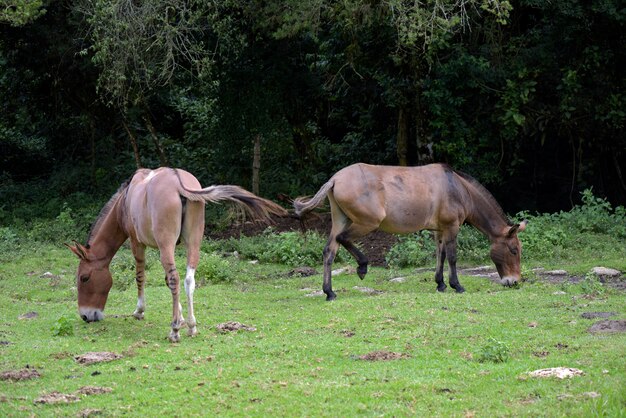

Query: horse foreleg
322;238;340;301
444;238;465;293
434;232;447;292
184;266;197;337
132;242;147;319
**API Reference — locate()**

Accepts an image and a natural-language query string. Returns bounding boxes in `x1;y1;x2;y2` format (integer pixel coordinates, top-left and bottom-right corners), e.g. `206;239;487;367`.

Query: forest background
1;0;625;227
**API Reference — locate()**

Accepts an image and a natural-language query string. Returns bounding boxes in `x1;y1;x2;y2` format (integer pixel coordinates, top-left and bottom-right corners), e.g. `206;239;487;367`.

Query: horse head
489;220;527;286
66;241;113;322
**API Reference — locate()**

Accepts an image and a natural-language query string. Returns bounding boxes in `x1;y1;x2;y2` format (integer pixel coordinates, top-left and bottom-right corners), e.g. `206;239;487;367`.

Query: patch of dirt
76;386;113;396
216;321;257;332
18;311;38;320
74;352;122;365
34;391;80;404
581;312;617;319
357;350;411;361
0;368;40;381
587;320;626;334
287;267;318;277
78;409;103;417
528;367;584;379
206;213;397;266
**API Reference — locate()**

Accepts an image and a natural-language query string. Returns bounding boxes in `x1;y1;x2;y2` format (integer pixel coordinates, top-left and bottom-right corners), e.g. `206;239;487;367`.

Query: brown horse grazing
294;163;527;301
67;168;286;342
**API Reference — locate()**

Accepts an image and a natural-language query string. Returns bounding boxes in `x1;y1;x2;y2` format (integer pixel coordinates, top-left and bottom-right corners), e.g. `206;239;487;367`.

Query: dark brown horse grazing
67;168;286;342
294;163;527;301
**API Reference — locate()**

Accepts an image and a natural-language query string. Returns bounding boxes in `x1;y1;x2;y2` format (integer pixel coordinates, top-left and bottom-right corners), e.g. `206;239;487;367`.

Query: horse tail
293;178;335;218
173;170;287;222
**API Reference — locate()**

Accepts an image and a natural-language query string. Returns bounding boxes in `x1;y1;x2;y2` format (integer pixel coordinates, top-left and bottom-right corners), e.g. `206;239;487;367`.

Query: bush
51;315;74;337
386;231;436;268
478;337;510;363
217;228;347;267
196;251;235;284
386;226;490;269
518;189;626;262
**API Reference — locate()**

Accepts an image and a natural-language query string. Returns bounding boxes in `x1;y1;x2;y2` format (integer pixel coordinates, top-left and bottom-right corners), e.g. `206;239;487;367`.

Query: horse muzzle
79;307;104;322
500;276;519;287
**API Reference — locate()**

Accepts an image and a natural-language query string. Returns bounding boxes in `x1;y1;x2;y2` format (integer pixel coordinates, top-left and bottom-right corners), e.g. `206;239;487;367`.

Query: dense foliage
1;0;625;223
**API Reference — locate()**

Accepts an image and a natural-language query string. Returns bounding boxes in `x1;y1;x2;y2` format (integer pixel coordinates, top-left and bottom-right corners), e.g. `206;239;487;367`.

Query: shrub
51;315;74;337
478;337;510;363
386;231;435;268
196;251;235;284
218;228;347;267
386;226;490;269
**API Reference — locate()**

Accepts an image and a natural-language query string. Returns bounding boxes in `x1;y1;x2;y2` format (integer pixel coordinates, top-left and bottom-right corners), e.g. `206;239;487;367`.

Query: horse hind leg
322;237;340;301
161;252;185;343
336;224;375;280
131;242;147;319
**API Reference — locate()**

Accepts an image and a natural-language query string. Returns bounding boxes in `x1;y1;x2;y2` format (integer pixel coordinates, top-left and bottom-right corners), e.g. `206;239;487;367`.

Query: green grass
1;245;625;417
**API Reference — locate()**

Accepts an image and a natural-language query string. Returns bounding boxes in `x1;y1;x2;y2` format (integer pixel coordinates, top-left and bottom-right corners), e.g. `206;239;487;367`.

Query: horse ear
507;220;528;237
65;242;87;260
518;219;528;232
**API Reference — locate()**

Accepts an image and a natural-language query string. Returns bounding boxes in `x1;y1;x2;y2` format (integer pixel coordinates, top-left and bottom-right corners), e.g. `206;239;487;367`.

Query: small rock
40;272;57;279
304;290;324;297
591;267;620;277
389;277;406;283
552;291;567;295
529;367;584;379
332;267;355;276
353;286;383;295
545;270;568;275
248;260;258;265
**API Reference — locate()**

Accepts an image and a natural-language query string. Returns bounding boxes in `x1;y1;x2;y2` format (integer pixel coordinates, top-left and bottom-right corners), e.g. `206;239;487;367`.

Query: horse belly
379;205;434;234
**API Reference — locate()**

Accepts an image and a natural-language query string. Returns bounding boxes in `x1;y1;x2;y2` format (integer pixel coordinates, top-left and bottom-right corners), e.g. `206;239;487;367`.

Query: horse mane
452;168;514;227
85;178;131;246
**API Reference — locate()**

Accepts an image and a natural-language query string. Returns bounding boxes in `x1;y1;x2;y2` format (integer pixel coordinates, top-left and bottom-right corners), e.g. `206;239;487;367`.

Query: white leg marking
185;266;197;336
133;295;145;320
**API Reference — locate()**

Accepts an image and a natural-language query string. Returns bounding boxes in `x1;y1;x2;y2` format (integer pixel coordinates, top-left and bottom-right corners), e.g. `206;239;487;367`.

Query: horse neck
464;184;509;242
88;199;128;263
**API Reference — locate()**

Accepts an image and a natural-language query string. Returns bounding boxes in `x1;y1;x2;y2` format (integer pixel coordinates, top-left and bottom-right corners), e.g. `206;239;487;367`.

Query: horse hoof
132;312;144;320
454;286;465;293
325;293;337;301
357;265;368;280
437;286;446;293
187;326;198;337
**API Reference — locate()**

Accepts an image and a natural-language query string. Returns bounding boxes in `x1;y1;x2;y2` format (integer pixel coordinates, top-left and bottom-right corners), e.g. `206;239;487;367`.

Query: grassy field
1;242;625;417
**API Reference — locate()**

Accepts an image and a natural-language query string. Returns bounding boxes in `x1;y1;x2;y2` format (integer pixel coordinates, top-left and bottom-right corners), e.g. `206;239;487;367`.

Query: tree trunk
143;113;168;167
397;107;408;166
252;134;261;195
414;92;432;164
122;120;142;169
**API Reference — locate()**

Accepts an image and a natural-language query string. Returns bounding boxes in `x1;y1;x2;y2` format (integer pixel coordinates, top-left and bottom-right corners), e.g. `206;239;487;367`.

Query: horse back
125;168;202;248
331;163;470;233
